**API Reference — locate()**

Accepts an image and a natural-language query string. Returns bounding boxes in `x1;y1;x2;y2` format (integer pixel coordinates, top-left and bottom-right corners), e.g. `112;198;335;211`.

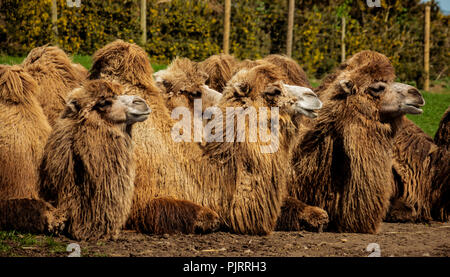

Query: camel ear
62;99;81;118
234;82;250;97
339;80;356;95
153;70;171;89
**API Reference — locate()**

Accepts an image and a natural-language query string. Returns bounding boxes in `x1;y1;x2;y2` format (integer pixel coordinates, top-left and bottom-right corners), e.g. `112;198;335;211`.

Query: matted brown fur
263;54;311;89
434;106;450;150
0;65;51;200
89;40;317;235
290;51;403;233
39;80;137;240
198;53;238;92
0;65;61;234
155;57;209;110
22;45;87;126
387;117;450;223
233;59;265;75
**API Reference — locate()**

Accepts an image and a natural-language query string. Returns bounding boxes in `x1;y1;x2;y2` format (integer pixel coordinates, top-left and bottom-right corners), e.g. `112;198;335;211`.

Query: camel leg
0;198;65;234
129;197;220;234
385;199;419;223
276;197;329;232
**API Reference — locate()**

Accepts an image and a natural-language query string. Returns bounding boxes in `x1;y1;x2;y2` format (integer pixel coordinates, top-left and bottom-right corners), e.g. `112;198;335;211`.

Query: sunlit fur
198;53;239;92
22;45;87;126
263;54;311;89
39;80;137;240
89;40;322;235
387;115;449;222
290;51;405;234
155;57;210;110
0;65;60;233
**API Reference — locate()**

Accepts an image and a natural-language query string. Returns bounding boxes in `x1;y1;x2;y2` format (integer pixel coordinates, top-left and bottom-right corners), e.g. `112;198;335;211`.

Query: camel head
223;62;322;118
378;82;424;119
154;57;221;110
283;84;322;118
63;80;150;132
328;50;424;122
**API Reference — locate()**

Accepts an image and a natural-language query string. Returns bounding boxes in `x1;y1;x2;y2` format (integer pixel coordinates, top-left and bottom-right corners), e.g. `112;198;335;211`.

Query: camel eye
265;88;281;97
95;99;113;110
368;83;386;96
192;91;202;98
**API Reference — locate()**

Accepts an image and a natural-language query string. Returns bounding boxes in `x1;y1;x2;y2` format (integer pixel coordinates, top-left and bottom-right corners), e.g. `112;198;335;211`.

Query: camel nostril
408;88;420;96
407;88;425;106
133;99;141;104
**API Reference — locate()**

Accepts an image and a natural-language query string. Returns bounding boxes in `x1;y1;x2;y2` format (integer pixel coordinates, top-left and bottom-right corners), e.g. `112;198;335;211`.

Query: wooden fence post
286;0;295;57
223;0;231;54
341;16;346;63
141;0;147;45
51;0;58;44
424;5;430;91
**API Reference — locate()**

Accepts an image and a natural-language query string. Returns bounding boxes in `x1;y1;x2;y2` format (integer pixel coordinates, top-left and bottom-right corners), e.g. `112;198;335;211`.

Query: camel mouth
293;98;322;118
298;107;319;118
402;103;423;115
128;110;151;123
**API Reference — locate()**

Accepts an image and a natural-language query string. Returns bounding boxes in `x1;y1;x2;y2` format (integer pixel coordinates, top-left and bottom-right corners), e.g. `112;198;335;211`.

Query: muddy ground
1;221;449;257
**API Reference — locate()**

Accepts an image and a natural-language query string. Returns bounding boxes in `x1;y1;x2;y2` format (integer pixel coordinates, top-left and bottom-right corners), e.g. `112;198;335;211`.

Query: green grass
0;230;37;246
0;56;24;65
408;91;450;137
44;236;66;254
72;54;92;69
0;230;67;256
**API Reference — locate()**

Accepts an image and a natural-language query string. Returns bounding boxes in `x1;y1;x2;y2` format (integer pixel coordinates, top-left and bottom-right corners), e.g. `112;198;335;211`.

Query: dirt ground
1;221;449;257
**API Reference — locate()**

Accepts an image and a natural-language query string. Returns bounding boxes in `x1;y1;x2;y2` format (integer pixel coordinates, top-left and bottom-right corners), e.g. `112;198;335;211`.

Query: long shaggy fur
0;65;51;200
0;65;62;234
263;54;311;89
22;45;87;126
198;53;238;92
290;51;399;233
233;59;265;75
39;80;136;240
89;40;318;235
155;57;209;110
434;106;450;150
386;116;449;222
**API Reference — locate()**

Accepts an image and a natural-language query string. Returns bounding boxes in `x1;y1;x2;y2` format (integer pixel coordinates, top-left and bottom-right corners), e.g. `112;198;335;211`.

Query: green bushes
0;0;448;84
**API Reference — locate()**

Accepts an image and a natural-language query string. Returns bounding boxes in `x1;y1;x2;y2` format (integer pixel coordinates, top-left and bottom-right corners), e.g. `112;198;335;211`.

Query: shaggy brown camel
289;50;425;233
22;45;87;126
39;80;151;240
386;111;449;223
0;65;61;233
89;40;326;235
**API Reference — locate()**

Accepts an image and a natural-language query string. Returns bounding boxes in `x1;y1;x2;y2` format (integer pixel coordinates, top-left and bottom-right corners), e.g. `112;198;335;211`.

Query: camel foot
193;206;220;234
134;197;221;234
385;199;418;223
276;197;329;232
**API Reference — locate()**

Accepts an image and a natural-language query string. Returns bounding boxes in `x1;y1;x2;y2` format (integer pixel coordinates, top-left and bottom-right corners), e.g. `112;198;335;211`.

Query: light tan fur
0;65;61;234
39;80;146;240
289;51;424;233
22;45;87;126
89;40;322;235
199;53;239;92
